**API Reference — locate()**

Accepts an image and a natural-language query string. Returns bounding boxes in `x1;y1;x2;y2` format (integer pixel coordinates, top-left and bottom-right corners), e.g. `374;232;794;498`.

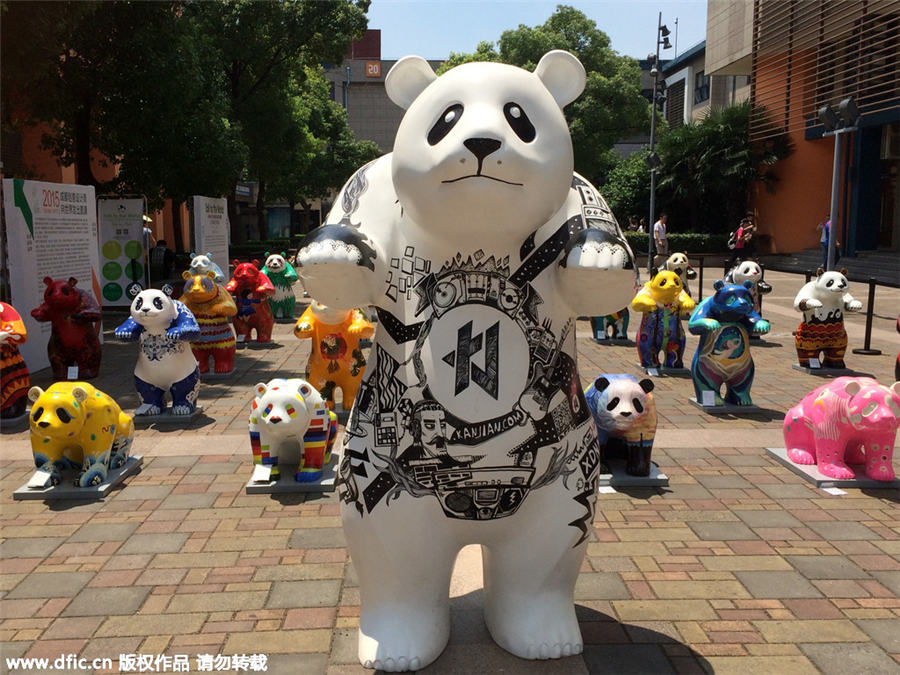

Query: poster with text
98;198;145;306
2;178;102;372
192;196;229;272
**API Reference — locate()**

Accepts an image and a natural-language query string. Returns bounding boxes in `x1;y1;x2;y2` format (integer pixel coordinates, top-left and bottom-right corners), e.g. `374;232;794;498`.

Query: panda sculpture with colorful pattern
793;268;862;369
115;290;201;416
585;374;657;476
226;260;275;343
725;260;772;317
188;252;226;284
262;252;300;320
631;269;695;369
31;277;102;380
296;52;638;670
249;378;338;482
688;280;770;406
1;301;30;419
180;271;237;374
28;382;133;487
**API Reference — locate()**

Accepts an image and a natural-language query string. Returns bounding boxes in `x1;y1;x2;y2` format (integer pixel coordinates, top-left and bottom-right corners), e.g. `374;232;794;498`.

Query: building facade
708;0;900;255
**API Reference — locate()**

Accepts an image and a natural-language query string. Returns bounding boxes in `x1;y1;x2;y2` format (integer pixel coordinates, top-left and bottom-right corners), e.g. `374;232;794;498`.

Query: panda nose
620;411;632;417
38;421;50;428
464;138;502;161
268;416;282;424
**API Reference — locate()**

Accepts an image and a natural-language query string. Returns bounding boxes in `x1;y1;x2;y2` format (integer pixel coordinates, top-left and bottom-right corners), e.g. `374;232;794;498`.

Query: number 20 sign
366;61;381;78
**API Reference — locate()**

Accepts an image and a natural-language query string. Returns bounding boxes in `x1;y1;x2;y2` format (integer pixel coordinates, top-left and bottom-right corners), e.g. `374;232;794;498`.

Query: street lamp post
818;96;860;271
646;12;671;274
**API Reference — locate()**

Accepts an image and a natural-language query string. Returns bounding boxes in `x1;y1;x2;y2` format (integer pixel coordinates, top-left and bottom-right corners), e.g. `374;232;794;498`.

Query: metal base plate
13;455;144;501
132;406;204;425
0;411;30;431
766;447;900;489
598;459;668;488
199;370;234;380
689;398;761;415
791;364;854;376
245;451;340;494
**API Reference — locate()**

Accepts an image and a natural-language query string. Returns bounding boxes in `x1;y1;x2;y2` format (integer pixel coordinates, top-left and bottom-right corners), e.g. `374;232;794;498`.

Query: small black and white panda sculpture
297;52;637;670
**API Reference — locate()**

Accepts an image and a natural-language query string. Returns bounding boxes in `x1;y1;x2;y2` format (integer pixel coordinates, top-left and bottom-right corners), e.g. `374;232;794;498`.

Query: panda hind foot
486;594;583;662
135;403;162;416
357;605;448;672
171;404;194;415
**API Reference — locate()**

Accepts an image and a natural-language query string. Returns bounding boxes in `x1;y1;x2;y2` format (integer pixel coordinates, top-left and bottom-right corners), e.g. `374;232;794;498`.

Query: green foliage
624;231;730;255
601;150;650;224
434;5;650;187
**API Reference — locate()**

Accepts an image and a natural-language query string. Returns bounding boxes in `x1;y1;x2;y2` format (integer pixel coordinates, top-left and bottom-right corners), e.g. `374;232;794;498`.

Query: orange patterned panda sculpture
294;302;374;410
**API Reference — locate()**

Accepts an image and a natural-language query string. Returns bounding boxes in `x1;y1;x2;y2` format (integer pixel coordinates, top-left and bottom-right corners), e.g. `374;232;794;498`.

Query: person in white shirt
653;213;668;267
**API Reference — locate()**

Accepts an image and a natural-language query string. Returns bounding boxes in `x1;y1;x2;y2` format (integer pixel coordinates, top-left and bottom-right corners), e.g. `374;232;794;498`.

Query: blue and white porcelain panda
296;52;638;670
115;289;201;416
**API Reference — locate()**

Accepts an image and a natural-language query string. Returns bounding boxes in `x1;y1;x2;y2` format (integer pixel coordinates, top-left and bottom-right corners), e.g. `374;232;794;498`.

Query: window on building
694;70;710;105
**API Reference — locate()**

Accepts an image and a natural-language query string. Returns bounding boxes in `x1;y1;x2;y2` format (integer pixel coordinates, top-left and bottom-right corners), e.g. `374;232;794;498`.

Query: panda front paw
753;319;771;334
846;300;862;312
564;240;629;270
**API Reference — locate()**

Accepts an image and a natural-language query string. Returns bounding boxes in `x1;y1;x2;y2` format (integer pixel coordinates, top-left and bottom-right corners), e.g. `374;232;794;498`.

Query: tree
267;70;380;233
187;0;370;242
600;149;651;226
433;6;649;187
655;102;793;232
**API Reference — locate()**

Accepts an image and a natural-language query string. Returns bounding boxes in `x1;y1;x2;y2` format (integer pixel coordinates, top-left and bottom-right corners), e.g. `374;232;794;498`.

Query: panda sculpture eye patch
503;102;536;142
428;104;464;145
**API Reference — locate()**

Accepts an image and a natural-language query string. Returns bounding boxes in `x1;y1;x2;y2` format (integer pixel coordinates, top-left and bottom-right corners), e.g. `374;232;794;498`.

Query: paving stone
785;555;871;580
688;522;759;541
289;528;347;549
733;510;804;528
424;643;589;674
158;492;219;509
583;644;674;674
733;572;823;599
253;564;344;582
149;552;239;568
187;462;242;475
265;580;342;609
704;655;819;674
699;556;792;571
168;591;268;613
0;538;66;559
805;522;879;541
870;571;900;596
223;628;331;654
574;573;630;600
801;642;900;675
649;580;751;600
694;475;753;489
613;600;716;621
329;627;359;665
757;484;817;499
110;485;173;500
43;616;105;639
753;620;869;643
853;619;900;654
586;542;669;557
265;654;330;675
117;533;190;555
6;572;94;599
67;522;140;543
62;586;151;617
95;613;206;637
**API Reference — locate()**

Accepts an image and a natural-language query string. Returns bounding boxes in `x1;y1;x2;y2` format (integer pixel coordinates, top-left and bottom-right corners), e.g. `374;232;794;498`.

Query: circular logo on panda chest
320;333;347;360
421;304;528;424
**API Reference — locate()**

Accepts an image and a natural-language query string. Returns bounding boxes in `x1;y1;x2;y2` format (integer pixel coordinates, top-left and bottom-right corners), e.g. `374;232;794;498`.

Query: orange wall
754;131;835;253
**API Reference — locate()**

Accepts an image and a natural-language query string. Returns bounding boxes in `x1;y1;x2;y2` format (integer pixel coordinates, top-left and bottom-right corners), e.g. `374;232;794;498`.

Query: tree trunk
256;178;267;241
227;187;244;244
171;199;185;254
74;102;98;188
298;198;313;233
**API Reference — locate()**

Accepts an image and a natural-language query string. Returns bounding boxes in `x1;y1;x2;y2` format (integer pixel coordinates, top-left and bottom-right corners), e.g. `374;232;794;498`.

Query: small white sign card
26;471;53;489
648;368;659;376
251;464;273;483
701;390;716;407
809;357;821;369
67;366;79;380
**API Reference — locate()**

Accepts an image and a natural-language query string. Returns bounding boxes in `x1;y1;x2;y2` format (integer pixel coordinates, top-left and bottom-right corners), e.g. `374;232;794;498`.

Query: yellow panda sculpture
28;382;134;487
631;270;695;369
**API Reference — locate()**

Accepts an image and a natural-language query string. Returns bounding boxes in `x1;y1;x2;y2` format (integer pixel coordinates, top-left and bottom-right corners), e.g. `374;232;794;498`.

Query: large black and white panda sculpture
297;52;637;671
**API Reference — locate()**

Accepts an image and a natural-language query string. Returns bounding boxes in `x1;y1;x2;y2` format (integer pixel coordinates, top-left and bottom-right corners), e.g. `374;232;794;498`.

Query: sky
365;0;708;62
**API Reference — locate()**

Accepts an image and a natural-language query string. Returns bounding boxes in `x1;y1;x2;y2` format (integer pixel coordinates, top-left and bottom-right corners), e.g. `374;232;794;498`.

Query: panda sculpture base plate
766;448;900;489
199;371;233;380
0;411;30;430
689;398;761;415
598;460;668;487
132;406;204;426
14;455;143;501
791;364;855;377
639;365;689;376
244;452;340;494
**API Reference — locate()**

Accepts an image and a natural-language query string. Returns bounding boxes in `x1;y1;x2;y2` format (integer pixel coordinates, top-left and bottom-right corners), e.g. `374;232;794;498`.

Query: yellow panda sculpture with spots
28;382;134;487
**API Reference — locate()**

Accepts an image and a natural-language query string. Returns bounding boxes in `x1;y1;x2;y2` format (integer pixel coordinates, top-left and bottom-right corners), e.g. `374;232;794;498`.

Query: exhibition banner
2;178;102;372
192;196;229;270
97;198;145;306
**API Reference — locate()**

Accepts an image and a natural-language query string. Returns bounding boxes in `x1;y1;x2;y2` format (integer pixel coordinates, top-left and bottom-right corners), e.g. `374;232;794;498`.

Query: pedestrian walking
653;213;668;267
728;217;755;265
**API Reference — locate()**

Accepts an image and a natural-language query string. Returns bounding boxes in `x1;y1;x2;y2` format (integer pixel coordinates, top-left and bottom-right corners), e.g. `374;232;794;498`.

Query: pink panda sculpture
784;377;899;481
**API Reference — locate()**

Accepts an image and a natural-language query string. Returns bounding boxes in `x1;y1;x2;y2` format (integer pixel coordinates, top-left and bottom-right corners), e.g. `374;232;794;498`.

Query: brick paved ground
1;269;898;674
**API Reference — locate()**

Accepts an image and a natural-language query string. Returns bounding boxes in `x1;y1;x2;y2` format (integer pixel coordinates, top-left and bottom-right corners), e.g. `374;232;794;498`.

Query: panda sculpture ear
232;259;240;267
252;259;260;269
639;379;655;394
650;266;659;278
67;277;78;287
255;382;268;397
891;382;900;396
535;50;586;107
743;280;754;289
182;271;192;281
386;56;437;109
593;376;611;392
714;279;725;291
264;251;271;259
28;386;44;402
72;387;88;402
189;252;197;259
206;271;216;280
839;267;849;276
205;252;213;258
816;267;825;277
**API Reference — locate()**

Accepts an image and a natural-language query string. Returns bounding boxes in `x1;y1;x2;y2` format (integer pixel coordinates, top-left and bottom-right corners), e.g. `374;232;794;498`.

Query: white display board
97;198;145;306
192;196;229;268
2;178;102;372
